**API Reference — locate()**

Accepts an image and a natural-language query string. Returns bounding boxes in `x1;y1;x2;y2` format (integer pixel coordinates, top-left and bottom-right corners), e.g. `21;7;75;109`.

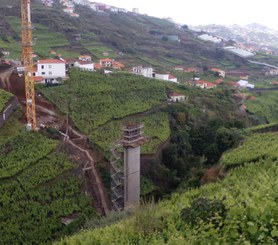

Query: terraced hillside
0;121;97;244
57;130;278;244
40;70;170;154
245;91;278;124
0;0;254;69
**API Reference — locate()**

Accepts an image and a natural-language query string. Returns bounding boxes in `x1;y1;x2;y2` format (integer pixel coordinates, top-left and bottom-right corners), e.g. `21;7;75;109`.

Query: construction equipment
21;0;36;129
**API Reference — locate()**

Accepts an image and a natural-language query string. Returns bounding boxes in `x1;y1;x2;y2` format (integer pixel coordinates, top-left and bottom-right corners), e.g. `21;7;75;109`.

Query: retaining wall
0;96;19;128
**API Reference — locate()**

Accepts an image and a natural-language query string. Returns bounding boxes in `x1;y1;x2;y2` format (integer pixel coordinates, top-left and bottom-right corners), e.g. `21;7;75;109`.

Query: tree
215;127;241;152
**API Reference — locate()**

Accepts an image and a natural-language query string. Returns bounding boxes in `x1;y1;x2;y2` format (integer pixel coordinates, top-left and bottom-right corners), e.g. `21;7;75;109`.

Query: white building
79;55;92;61
155;73;178;83
237;80;255;89
169;92;186;102
74;60;94;71
63;7;74;14
132;66;153;78
37;59;66;84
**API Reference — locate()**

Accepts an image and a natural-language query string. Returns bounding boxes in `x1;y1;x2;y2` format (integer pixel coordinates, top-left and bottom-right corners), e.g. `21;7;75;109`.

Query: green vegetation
245;91;278;123
0;131;96;244
6;16;69;57
221;132;278;168
0;88;12;112
41;70;168;153
57;131;278;244
90;112;170;154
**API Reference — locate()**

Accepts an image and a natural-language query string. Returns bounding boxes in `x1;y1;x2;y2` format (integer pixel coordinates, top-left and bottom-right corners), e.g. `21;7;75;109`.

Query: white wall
74;61;94;71
37;62;66;79
155;74;169;81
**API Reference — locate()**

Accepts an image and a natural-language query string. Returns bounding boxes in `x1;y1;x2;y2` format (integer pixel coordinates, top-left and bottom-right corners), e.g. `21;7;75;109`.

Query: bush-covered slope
57;131;278;244
245;91;278;123
41;70;169;153
0;131;96;244
0;88;12;111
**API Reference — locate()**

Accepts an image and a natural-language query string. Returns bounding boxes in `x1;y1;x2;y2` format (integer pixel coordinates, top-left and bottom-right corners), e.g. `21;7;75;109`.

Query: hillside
57;130;278;244
0;0;262;70
40;70;170;154
0;118;97;244
245;90;278;124
0;88;12;111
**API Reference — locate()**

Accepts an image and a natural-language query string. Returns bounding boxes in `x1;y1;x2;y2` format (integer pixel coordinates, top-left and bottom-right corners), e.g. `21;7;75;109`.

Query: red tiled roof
214;78;224;84
33;76;43;82
37;59;65;64
168;74;176;79
206;82;216;88
100;58;113;62
113;61;125;68
94;63;102;69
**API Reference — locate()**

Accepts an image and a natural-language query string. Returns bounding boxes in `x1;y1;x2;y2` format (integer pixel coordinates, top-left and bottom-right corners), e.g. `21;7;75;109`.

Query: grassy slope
57;131;278;244
0;88;12;111
245;91;278;123
0;116;96;244
41;70;169;154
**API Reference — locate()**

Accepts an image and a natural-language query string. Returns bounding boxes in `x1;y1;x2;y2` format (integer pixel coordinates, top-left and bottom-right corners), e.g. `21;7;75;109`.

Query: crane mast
21;0;36;129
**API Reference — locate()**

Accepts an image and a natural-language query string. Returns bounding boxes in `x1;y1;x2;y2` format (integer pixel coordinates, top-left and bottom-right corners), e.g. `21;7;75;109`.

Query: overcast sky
89;0;278;30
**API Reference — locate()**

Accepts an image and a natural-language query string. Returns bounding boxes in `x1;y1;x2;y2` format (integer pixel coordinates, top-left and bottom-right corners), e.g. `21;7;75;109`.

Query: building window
49;71;52;75
48;65;52;68
42;72;45;75
41;65;44;69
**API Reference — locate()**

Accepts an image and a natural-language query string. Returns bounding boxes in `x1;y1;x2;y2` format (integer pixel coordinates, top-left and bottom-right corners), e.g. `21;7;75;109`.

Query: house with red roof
195;80;216;89
79;55;92;62
37;59;66;84
168;74;178;83
74;60;94;71
169;92;186;102
155;73;178;83
112;61;125;70
211;68;225;78
100;58;114;67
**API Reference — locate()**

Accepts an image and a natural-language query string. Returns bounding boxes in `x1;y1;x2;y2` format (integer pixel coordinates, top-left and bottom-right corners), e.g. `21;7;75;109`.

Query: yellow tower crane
21;0;36;130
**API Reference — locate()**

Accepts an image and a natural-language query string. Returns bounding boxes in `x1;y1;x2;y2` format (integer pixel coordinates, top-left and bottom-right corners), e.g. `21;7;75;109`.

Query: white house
168;74;178;83
74;60;94;71
155;74;169;81
100;58;114;67
37;59;66;84
63;7;74;14
155;74;178;83
79;55;92;61
169;92;186;102
132;66;153;78
237;80;255;89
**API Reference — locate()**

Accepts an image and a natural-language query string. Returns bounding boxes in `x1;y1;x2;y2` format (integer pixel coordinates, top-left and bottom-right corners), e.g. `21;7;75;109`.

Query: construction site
0;0;147;217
